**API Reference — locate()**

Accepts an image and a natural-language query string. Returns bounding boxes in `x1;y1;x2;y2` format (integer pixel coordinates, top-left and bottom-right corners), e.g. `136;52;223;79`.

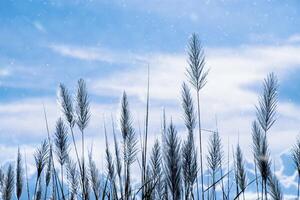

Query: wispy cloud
0;68;10;77
48;43;146;64
48;44;111;61
33;21;46;33
288;34;300;43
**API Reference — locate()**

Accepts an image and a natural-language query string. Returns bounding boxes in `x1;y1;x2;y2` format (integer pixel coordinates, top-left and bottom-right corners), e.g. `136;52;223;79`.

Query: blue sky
1;0;300;103
1;0;299;121
1;0;300;198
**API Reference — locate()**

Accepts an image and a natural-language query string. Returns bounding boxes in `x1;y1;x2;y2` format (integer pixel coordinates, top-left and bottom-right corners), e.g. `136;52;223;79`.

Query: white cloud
48;44;146;64
49;44;110;61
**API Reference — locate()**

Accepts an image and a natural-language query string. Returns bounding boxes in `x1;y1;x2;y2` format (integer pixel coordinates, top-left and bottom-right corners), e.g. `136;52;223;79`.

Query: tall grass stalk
256;73;278;134
181;82;198;200
36;180;42;200
54;118;70;198
43;105;65;200
150;139;162;200
186;33;209;200
233;147;239;200
33;140;49;200
104;122;117;200
142;65;150;199
120;92;138;200
112;117;123;199
254;73;278;200
59;84;83;185
161;109;169;200
227;137;230;200
88;151;101;200
16;147;23;200
165;122;181;200
254;159;259;200
207;131;223;200
215;119;226;200
44;145;52;200
235;144;247;200
76;79;91;200
252;121;271;200
66;158;79;200
24;152;30;200
51;174;57;200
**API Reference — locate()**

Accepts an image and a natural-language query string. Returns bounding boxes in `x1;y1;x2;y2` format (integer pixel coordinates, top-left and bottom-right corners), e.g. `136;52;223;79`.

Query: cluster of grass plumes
2;33;300;200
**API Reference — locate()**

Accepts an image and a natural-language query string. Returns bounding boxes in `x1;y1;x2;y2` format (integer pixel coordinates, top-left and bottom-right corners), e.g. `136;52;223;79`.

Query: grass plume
54;117;70;198
150;139;162;200
235;144;247;200
33;139;49;199
66;158;79;200
181;82;198;200
256;73;278;133
44;145;52;200
112;118;123;198
165;122;181;200
88;152;101;200
207;131;223;200
186;33;209;200
2;164;14;200
120;91;138;200
76;78;91;200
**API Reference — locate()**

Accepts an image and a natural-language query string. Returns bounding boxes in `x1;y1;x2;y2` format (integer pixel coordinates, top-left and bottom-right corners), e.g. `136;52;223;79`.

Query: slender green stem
81;130;86;200
69;126;84;197
24;152;31;200
196;91;204;200
61;164;64;198
297;174;300;200
43;106;66;200
261;178;264;200
33;176;39;200
264;179;268;200
254;160;259;200
44;184;48;200
70;127;82;173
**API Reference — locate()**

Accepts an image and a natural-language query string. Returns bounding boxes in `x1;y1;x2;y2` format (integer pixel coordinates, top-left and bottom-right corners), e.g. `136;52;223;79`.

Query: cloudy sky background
1;0;300;198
